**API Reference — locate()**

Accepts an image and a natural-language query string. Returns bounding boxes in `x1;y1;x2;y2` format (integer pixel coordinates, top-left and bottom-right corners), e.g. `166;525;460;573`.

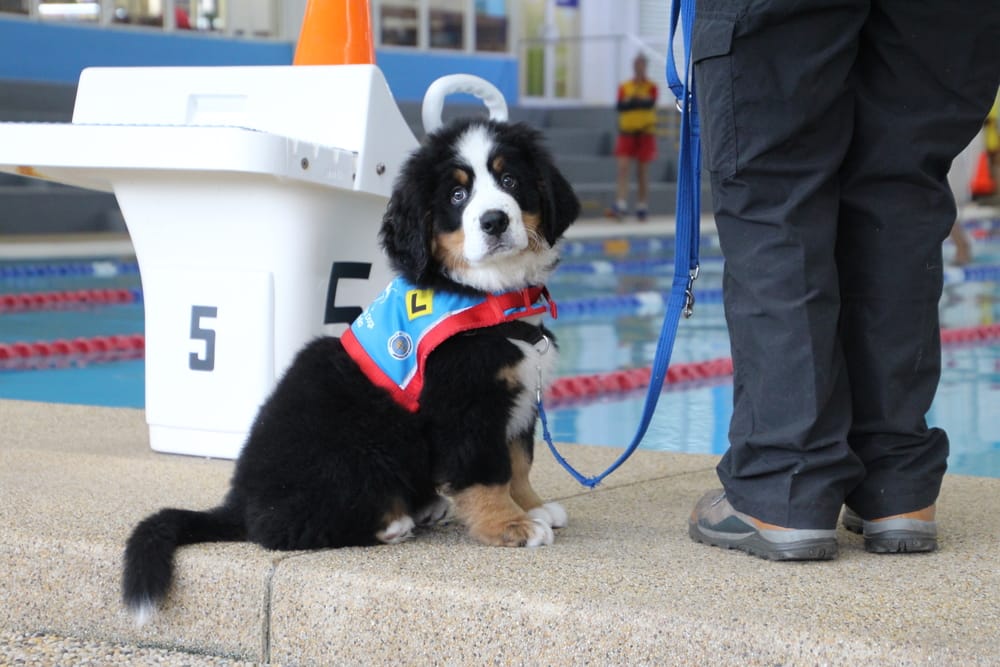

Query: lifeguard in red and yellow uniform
608;53;658;222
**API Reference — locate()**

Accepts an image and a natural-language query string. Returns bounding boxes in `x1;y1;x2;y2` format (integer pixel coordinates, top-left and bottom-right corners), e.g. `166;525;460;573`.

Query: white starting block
0;66;508;459
0;65;425;459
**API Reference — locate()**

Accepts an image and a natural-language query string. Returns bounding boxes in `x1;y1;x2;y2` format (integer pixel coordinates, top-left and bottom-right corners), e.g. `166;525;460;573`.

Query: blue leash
538;0;702;488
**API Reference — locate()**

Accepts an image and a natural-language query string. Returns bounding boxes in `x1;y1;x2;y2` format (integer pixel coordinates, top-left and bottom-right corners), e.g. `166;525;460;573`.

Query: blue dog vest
341;276;556;412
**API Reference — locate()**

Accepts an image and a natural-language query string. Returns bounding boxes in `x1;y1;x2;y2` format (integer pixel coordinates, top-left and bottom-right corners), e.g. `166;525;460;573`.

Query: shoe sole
688;523;838;561
863;533;938;554
842;511;938;554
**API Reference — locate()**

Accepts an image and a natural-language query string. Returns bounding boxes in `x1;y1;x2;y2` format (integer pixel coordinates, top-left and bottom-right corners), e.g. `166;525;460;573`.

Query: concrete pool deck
2;398;998;665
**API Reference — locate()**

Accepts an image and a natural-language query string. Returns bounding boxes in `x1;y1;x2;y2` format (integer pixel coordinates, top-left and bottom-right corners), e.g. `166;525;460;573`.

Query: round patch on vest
388;331;413;360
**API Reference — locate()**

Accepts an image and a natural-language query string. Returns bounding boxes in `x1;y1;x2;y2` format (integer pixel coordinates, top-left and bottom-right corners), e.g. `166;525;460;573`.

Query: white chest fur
505;333;558;439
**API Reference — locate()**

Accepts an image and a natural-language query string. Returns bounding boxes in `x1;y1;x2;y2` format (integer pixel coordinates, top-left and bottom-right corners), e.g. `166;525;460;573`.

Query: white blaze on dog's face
454;126;528;263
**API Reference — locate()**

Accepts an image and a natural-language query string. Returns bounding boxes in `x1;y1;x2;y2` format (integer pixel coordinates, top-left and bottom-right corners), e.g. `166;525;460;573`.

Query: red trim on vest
342;285;555;412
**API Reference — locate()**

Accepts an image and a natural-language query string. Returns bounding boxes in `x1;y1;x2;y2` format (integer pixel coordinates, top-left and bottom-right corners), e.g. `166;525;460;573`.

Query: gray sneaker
689;490;838;561
841;507;938;554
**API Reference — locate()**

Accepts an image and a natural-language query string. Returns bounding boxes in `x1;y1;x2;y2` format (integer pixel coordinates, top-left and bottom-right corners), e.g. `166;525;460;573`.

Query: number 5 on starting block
142;267;275;458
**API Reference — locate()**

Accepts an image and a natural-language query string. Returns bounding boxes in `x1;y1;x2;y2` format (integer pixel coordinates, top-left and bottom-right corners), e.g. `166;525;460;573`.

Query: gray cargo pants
692;0;1000;527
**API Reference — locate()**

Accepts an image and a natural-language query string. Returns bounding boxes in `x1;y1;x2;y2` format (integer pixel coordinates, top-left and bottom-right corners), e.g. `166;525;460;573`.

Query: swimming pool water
544;232;1000;479
2;229;999;478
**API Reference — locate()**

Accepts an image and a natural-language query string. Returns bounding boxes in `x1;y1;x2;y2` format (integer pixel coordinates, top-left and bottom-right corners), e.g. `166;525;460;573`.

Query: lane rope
0;288;143;311
546;322;1000;405
8;274;1000;319
0;259;139;281
2;324;997;403
0;334;145;370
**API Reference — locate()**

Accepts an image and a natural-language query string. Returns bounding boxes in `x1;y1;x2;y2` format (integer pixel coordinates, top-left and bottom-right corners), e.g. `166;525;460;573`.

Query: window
0;0;29;14
429;0;463;50
475;0;506;52
380;0;418;47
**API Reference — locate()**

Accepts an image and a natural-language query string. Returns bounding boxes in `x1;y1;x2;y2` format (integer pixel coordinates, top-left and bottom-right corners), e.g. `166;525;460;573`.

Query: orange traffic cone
970;151;997;198
293;0;374;66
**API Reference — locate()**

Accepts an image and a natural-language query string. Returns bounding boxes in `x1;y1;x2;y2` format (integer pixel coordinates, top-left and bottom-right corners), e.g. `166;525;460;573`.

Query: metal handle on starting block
421;74;509;134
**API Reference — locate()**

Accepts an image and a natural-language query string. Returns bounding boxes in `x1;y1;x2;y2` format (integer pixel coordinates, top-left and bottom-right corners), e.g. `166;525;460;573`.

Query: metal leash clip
683;264;700;318
674;90;693;113
536;334;550;404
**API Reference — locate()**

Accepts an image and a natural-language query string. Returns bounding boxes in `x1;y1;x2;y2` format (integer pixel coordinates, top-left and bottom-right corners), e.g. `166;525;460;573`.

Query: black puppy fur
122;119;580;622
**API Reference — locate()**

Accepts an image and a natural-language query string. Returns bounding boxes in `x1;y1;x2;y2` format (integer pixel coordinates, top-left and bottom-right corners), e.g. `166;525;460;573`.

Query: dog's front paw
527;502;568;529
523;518;555;547
414;494;453;526
376;515;415;544
453;484;555;547
477;516;553;548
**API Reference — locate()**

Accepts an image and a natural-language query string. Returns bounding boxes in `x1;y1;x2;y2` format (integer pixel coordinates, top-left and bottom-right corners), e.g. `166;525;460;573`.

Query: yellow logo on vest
406;289;434;320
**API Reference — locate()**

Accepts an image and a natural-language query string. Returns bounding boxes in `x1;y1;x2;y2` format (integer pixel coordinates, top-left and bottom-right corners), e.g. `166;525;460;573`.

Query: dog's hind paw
528;502;568;529
376;515;415;544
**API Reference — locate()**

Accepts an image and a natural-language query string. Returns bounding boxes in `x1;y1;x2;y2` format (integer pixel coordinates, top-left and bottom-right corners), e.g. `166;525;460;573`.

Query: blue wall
0;15;518;104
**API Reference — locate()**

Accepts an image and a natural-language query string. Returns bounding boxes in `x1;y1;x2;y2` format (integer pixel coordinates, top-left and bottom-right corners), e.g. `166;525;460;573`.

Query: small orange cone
970;151;997;198
293;0;374;66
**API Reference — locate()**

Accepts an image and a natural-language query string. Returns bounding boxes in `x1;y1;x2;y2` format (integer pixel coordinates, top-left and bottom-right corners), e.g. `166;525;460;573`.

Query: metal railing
517;31;678;107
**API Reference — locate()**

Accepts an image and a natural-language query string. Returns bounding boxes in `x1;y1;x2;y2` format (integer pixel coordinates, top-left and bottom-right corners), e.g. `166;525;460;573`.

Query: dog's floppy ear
379;181;433;284
521;131;579;246
538;157;580;246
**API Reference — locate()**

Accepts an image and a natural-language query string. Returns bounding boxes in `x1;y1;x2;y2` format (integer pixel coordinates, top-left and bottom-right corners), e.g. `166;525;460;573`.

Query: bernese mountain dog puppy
122;118;581;623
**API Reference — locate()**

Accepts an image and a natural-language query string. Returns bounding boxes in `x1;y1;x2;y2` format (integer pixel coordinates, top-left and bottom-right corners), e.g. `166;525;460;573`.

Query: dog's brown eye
500;173;517;190
450;187;468;205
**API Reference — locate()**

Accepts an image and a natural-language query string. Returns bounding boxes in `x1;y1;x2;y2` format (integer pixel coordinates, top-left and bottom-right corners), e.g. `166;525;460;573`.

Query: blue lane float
4;265;999;320
555;290;725;319
556;255;724;275
0;259;139;280
951;265;1000;283
556;257;1000;283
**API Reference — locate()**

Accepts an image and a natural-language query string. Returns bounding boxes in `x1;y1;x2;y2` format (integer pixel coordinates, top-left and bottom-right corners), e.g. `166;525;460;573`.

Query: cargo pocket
692;17;738;180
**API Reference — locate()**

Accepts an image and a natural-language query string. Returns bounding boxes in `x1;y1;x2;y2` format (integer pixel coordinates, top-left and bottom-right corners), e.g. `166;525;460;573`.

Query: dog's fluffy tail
122;504;245;624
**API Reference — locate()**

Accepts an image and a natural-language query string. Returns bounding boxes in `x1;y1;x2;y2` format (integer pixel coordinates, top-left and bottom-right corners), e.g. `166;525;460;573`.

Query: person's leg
635;160;649;217
692;0;869;530
948;222;972;266
838;0;1000;520
609;144;631;218
635;133;656;219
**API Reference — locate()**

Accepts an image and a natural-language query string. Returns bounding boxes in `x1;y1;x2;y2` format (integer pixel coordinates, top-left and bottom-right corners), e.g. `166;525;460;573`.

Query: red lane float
939;323;1000;345
0;334;145;370
548;324;1000;405
2;324;999;405
0;288;139;311
548;357;733;405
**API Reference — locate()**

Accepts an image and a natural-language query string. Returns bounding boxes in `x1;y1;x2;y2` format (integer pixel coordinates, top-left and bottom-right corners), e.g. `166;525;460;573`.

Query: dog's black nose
479;210;509;236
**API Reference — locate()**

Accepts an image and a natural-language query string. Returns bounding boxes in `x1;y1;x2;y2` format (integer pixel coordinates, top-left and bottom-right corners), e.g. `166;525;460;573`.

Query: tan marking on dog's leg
510;436;568;529
509;437;545;512
452;483;553;547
